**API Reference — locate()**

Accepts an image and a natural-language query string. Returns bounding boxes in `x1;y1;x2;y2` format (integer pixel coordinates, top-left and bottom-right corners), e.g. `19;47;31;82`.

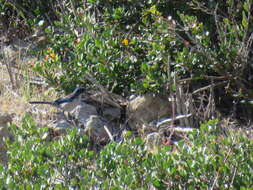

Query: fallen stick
104;125;114;141
156;114;192;127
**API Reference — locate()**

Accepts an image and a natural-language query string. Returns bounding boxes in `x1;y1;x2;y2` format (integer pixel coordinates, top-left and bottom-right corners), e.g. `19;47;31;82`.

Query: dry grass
0;41;59;125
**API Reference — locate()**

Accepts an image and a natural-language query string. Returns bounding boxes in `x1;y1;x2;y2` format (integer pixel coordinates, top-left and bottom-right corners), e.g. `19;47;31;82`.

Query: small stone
48;119;71;134
0;113;13;126
70;102;98;125
145;132;163;153
84;115;110;141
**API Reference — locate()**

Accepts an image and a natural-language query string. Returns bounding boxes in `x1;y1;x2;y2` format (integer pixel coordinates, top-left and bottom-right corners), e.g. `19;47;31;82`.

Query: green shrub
1;114;94;189
1;115;252;189
29;0;253;100
0;0;57;26
1;0;253;99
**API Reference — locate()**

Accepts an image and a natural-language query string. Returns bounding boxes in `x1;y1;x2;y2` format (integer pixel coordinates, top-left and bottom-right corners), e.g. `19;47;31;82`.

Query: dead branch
84;73;127;108
193;81;227;94
156;114;192;127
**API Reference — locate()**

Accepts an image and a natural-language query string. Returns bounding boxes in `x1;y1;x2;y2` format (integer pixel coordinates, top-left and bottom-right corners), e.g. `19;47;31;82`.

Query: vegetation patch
1;0;253;189
0;116;252;189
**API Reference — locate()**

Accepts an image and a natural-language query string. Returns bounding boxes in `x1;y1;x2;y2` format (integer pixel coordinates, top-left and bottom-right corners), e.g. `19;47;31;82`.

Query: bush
2;0;253;118
0;115;252;189
29;0;253;97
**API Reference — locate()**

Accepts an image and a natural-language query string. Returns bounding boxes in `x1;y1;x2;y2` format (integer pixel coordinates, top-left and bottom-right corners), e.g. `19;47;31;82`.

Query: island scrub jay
29;87;86;112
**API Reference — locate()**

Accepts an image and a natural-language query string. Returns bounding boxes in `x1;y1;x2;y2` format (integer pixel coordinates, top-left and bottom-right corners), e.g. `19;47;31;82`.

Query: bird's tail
29;101;55;105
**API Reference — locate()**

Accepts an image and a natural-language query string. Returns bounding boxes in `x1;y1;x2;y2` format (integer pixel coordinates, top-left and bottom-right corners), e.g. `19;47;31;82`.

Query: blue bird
29;87;86;110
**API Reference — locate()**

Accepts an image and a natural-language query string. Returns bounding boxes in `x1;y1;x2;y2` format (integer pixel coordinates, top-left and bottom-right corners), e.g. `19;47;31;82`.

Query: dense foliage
0;115;252;189
1;0;253;189
2;0;253;96
36;0;253;96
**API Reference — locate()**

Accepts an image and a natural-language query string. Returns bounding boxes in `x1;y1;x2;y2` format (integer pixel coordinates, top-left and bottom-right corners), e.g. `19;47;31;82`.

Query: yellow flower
160;45;165;49
122;39;129;46
50;52;56;58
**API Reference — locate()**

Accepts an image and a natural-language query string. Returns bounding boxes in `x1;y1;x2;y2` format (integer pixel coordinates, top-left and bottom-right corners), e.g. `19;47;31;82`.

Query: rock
127;94;172;129
84;115;110;141
103;107;121;120
47;102;112;142
145;132;163;153
70;102;98;125
0;113;13;126
48;119;71;134
47;102;97;133
59;97;84;112
35;97;116;142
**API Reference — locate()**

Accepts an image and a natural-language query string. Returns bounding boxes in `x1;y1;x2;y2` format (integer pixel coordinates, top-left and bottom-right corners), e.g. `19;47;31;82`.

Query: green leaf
143;80;149;89
149;5;160;15
133;138;143;145
171;83;176;91
88;0;96;3
153;178;161;187
243;1;249;12
112;8;123;20
242;11;248;29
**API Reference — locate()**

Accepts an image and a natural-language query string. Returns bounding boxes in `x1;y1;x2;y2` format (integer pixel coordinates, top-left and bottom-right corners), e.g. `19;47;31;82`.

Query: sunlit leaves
1;117;253;188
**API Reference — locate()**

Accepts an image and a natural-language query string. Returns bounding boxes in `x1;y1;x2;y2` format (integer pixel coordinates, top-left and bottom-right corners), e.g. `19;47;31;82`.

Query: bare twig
2;53;16;89
0;62;47;85
4;84;21;98
84;73;127;108
214;3;223;43
179;75;234;84
204;79;215;120
193;81;227;94
228;163;238;189
104;125;114;141
172;127;195;133
156;114;192;127
84;73;107;93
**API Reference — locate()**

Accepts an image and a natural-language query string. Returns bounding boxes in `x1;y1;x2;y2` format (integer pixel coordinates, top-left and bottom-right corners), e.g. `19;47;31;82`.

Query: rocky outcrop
127;94;172;129
46;101;112;142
